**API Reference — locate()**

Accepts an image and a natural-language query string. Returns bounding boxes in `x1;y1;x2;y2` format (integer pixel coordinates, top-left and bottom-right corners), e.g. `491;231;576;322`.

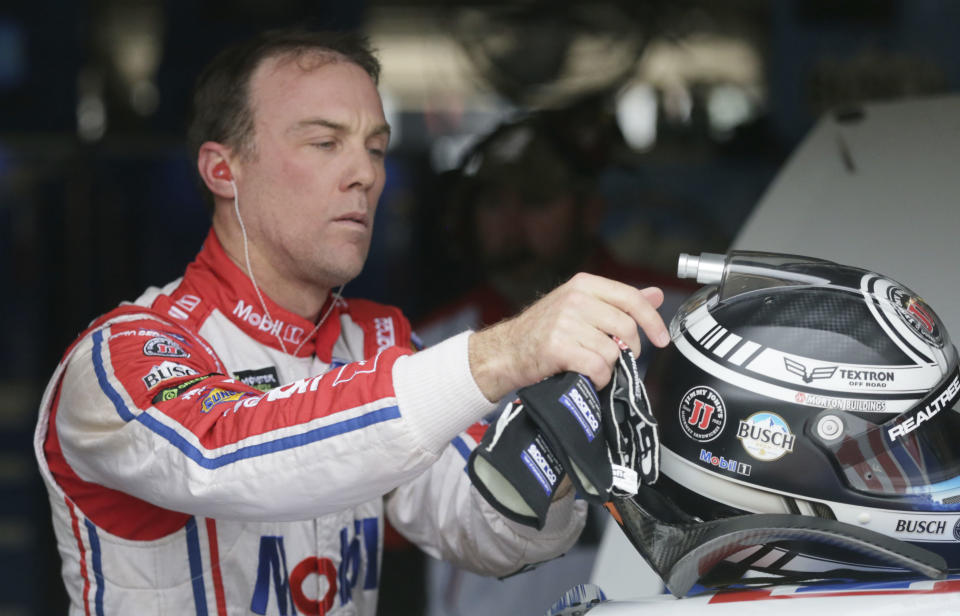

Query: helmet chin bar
606;486;947;598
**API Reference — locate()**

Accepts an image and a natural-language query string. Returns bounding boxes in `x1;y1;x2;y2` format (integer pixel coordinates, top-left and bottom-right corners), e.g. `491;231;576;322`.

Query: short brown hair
187;28;381;199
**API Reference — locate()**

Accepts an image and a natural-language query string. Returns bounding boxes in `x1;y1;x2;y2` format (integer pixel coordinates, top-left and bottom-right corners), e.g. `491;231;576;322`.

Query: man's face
474;187;579;273
234;54;389;291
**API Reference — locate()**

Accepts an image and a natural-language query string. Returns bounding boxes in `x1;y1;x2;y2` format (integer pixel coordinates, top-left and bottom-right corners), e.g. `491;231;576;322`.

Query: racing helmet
644;250;960;580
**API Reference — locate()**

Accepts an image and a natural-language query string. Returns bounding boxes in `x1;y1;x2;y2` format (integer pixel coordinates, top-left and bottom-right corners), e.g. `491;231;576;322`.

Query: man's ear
198;142;237;200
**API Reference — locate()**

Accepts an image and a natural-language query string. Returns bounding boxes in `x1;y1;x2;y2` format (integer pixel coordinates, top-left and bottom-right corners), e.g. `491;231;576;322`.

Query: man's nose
342;144;378;192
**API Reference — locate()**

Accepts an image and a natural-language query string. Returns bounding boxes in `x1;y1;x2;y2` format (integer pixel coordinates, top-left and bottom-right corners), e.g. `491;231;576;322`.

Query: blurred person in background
418;109;690;357
33;27;670;615
416;105;694;616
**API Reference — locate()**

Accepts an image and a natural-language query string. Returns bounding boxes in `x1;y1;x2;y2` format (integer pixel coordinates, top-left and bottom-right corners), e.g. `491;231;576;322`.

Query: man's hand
468;273;670;402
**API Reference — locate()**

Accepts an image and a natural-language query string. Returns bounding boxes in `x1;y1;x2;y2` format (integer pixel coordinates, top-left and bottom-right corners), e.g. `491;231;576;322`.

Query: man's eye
311;141;335;150
368;148;385;158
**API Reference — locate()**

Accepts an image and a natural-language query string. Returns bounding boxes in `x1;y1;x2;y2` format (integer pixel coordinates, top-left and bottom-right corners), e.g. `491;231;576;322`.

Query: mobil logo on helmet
252;518;378;615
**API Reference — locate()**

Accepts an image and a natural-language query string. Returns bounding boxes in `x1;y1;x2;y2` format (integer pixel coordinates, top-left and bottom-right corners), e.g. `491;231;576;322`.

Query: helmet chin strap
231;180;344;356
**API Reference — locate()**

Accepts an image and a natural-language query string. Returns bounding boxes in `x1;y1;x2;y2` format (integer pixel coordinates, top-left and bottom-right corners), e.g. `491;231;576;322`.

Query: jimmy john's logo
234;367;280;392
737;412;796;461
142;361;197;389
679;386;726;443
887;285;943;348
143;335;190;358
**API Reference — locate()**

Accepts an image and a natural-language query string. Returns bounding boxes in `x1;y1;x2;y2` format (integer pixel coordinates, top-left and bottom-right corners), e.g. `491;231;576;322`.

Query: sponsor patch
111;328;188;342
894;518;947;536
151;375;211;404
737;412;796;461
699;448;752;477
794;391;887;412
558;381;601;442
234;367;280;392
954;519;960;542
143;335;190;359
887;370;960;441
142;361;198;389
232;299;304;344
374;317;395;351
838;368;895;388
887;285;943;348
520;435;562;495
784;357;836;384
200;388;250;413
678;386;726;443
167;294;201;320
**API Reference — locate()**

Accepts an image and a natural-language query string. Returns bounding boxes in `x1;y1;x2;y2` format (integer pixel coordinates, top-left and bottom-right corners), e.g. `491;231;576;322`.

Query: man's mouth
335;212;368;228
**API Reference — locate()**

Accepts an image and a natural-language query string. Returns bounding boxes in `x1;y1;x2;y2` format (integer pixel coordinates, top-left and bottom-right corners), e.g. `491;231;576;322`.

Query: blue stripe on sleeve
91;330;402;469
451;436;472;461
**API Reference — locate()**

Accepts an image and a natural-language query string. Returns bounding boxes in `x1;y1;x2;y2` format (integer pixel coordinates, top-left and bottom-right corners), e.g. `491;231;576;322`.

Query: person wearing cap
417;115;684;348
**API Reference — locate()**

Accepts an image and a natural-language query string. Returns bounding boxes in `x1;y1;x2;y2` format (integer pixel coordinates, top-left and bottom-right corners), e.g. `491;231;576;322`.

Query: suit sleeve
384;425;587;577
55;314;495;521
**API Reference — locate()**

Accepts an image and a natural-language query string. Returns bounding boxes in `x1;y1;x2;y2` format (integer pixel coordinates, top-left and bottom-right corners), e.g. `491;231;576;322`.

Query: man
34;29;669;615
418;114;690;356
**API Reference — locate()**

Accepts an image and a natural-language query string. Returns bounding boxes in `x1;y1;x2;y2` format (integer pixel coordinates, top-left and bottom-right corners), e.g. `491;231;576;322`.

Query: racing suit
34;231;586;616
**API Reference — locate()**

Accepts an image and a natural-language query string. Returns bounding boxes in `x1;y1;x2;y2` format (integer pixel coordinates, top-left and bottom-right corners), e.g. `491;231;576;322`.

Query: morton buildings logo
678;386;726;443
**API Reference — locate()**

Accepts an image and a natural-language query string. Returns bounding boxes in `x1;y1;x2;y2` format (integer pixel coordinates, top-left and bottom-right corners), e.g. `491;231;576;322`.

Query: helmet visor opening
814;368;960;500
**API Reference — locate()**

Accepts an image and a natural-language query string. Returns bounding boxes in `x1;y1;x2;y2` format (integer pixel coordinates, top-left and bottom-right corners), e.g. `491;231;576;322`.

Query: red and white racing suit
34;231;585;616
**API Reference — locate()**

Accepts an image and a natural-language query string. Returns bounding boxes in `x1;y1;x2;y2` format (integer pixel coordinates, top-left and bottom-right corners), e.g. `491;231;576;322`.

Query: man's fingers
568;275;670;349
639;286;665;310
468;273;673;402
628;288;670;348
565;340;617;390
581;296;643;356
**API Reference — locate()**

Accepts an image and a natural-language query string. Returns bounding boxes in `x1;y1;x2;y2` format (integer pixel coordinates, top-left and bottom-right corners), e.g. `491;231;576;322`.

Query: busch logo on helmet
737;412;796;461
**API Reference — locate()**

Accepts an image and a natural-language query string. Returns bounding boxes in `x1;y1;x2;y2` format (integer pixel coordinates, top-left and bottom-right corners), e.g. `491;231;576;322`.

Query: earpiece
213;161;232;181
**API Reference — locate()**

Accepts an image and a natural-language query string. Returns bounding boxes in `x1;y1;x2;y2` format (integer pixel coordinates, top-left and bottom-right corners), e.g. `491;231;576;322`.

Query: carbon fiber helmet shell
646;251;960;572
